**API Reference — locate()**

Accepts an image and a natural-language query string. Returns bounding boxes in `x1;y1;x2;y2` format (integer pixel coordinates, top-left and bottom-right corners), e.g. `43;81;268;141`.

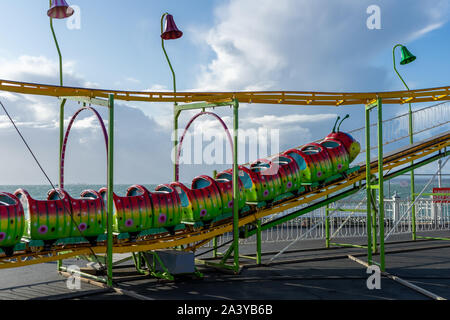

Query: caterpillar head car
324;114;361;162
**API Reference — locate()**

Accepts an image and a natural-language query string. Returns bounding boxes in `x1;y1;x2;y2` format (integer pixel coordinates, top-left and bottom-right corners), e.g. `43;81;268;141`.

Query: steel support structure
365;98;385;271
173;99;241;273
55;94;115;287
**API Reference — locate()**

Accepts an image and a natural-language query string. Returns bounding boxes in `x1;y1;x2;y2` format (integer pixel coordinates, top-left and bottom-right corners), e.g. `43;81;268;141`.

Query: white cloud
0;92;20;102
0;55;79;84
125;77;141;84
144;84;169;92
194;0;450;93
84;81;100;88
407;22;445;41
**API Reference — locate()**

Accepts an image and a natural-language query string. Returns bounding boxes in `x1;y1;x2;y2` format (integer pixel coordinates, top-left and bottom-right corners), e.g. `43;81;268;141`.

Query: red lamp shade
161;14;183;40
47;0;74;19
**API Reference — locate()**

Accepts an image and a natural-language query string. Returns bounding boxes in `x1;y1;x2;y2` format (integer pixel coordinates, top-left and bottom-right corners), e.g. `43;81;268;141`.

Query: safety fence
208;196;450;247
352;101;450;154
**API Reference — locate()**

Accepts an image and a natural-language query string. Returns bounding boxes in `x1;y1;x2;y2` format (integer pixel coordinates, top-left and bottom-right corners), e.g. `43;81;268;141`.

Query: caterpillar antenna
332;116;341;133
337;114;350;132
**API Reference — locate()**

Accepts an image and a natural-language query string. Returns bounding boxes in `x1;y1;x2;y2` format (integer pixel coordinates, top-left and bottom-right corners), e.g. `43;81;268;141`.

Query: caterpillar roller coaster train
0;115;360;257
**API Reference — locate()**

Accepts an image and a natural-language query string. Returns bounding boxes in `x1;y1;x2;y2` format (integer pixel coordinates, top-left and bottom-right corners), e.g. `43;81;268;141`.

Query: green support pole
212;237;218;259
174;110;180;181
377;99;386;271
106;94;115;287
232;99;240;273
57;98;66;271
49;15;63;87
372;188;377;254
49;6;66;170
325;195;330;248
393;44;416;240
365;103;373;265
256;219;262;265
212;170;218;258
50;0;66;271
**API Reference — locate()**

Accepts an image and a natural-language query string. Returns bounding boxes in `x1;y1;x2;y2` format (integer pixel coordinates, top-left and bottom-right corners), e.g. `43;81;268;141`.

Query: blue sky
0;0;449;186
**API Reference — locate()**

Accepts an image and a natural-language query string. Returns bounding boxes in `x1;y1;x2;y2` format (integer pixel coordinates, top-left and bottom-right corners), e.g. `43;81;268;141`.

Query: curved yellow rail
0;79;449;106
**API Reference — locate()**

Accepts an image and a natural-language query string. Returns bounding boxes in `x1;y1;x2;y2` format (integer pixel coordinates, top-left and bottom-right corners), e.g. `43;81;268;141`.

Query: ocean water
0;184;158;200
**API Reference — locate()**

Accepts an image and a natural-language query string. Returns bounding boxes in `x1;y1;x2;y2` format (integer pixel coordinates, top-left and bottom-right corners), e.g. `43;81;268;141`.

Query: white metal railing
206;197;450;247
351;101;450;154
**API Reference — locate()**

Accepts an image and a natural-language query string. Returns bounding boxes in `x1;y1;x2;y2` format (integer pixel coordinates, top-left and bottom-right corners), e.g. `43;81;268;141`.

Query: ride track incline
0;130;448;269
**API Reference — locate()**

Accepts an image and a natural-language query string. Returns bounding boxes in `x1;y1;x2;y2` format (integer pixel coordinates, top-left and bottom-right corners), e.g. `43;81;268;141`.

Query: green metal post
212;237;218;259
256;219;262;265
377;99;386;271
174;110;180;181
57;98;66;271
365;104;373;265
106;94;115;287
372;188;377;254
325;195;330;248
393;44;416;240
49;4;66;163
232;99;240;273
50;0;66;271
212;170;218;258
49;14;63;87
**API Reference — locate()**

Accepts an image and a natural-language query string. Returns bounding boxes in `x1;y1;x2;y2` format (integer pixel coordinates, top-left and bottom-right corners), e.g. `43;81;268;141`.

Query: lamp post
393;44;417;240
48;0;73;272
47;0;74;184
160;13;183;181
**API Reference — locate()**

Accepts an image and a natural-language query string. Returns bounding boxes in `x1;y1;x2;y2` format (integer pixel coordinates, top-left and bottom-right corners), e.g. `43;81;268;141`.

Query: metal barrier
207;196;450;247
351;101;450;154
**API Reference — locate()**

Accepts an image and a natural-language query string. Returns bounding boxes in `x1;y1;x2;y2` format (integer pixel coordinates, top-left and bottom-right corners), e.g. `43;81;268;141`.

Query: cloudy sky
0;0;449;186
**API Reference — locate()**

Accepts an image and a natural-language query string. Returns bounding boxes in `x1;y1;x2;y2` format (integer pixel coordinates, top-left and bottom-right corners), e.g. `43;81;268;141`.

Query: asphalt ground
0;231;449;301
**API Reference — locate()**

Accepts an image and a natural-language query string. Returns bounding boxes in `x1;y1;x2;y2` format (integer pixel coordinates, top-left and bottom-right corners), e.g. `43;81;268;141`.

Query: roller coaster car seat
320;139;350;173
270;155;302;194
233;160;282;202
55;189;107;244
125;185;181;235
99;186;152;238
170;176;222;226
14;189;72;247
214;172;247;214
0;192;25;256
284;143;333;183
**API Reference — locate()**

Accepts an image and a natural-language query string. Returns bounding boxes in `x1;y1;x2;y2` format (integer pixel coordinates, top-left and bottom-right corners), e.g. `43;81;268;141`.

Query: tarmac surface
1;231;450;301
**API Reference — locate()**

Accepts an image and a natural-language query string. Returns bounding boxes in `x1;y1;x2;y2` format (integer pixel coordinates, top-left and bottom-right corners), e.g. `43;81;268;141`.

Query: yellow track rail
1;79;449;106
0;131;448;269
